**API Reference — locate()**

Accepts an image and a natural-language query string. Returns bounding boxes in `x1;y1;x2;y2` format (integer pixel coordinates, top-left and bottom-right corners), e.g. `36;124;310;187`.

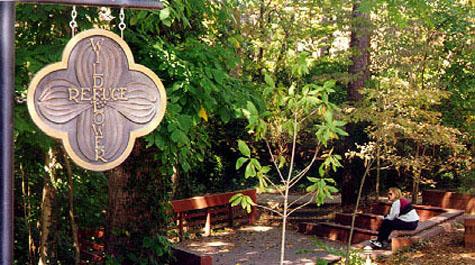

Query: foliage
352;77;470;183
350;0;473;197
232;71;346;264
13;1;256;263
12;0;474;264
312;239;365;265
128;0;259;198
235;77;345;206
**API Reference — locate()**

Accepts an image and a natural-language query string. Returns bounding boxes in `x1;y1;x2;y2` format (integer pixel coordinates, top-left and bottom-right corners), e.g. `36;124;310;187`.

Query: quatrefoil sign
27;29;167;171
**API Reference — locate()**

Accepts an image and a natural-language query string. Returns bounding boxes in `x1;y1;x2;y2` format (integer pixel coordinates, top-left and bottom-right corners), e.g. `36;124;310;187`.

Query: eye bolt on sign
28;29;167;171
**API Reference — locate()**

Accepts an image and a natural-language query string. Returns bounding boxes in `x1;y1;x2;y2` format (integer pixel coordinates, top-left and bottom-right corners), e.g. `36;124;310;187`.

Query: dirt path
176;193;344;265
175;225;342;265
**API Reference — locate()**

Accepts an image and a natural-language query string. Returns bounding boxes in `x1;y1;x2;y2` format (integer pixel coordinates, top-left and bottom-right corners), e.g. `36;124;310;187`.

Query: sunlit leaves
238;140;251;158
318;151;343;177
306;177;338;206
230;193;255;213
316;111;348;147
236;157;248;170
352;74;471;184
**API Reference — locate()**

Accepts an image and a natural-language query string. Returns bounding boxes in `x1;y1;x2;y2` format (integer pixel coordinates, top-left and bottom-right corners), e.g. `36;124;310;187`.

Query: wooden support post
249;190;257;224
228;204;234;227
204;209;211;236
178;213;184;241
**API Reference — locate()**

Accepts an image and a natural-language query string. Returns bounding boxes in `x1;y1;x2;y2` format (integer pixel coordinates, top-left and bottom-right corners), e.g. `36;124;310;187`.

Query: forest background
13;0;473;264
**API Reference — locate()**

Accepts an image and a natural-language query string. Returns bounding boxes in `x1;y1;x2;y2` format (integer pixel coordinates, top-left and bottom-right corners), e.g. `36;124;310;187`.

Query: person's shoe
381;240;390;249
369;239;381;246
370;240;383;248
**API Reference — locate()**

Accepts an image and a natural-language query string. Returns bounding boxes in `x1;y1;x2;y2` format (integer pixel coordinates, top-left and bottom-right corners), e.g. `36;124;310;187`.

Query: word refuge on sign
28;29;167;171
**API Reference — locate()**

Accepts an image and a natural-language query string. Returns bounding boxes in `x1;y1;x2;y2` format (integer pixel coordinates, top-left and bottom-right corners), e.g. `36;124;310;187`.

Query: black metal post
0;1;15;265
20;0;164;9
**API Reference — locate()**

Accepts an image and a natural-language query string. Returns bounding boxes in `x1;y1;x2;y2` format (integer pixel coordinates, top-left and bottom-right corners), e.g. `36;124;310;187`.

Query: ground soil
177;193;475;265
175;224;342;265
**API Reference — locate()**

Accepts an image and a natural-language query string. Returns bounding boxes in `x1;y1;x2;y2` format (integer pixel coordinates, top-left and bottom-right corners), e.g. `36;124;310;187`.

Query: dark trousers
377;219;418;242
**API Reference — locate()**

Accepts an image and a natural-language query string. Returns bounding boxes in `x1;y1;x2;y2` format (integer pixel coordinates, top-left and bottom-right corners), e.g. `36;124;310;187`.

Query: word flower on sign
27;29;167;171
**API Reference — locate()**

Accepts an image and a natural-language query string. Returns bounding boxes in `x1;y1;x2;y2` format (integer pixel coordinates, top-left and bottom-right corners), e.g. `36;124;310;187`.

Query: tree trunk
171;164;180;199
20;163;36;265
106;140;169;263
346;159;372;265
62;148;80;265
376;146;381;199
106;156;134;258
340;0;372;206
412;170;421;203
38;147;59;265
347;1;371;102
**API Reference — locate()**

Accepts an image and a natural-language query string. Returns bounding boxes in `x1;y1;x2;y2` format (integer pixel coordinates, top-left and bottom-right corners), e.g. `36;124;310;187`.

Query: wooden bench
171;189;257;240
298;221;378;244
334;212;383;231
422;190;475;214
78;228;105;263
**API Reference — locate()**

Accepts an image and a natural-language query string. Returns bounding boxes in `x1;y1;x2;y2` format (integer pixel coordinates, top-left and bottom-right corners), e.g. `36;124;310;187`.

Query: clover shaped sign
28;29;167;171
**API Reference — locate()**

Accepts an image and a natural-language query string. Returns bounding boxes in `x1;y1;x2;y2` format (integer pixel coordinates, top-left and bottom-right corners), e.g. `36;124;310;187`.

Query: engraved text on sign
28;29;167;171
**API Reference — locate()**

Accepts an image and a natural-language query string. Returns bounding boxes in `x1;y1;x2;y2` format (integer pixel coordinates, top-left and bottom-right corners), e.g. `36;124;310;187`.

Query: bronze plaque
27;29;167;171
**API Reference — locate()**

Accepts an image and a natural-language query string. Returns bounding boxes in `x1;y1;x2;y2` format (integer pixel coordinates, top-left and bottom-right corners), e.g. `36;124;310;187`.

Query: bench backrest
422;190;475;214
171;189;256;213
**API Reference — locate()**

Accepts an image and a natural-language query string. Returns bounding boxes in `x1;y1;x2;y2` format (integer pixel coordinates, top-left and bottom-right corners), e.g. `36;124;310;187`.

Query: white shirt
385;199;419;222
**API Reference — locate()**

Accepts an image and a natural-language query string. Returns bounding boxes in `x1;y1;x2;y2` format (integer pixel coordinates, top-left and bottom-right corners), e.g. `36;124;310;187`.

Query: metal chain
69;6;78;37
119;8;126;39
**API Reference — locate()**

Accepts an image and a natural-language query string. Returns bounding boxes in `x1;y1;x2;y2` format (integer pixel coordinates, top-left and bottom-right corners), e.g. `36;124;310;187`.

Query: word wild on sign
27;29;167;171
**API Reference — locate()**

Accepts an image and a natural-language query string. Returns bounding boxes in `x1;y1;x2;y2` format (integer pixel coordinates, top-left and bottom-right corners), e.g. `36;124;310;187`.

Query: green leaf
170;129;190;145
176;115;193;133
159;7;171;21
238;140;251;157
246;101;259;116
250;158;261;170
318;164;325;177
162;19;172;27
264;74;275;88
230;194;243;207
236;157;248;170
307;177;319;183
261;166;271;174
335;127;349;137
245;162;256;178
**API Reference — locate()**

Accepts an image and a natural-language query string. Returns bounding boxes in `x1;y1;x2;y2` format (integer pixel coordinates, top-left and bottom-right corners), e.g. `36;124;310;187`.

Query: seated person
370;187;419;248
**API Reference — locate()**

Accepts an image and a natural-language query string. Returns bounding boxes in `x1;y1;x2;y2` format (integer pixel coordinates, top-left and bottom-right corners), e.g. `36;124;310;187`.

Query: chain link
69;6;78;37
119;8;126;39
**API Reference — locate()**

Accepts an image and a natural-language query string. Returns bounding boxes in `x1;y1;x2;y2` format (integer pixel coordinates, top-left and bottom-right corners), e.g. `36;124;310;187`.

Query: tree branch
287;193;317;216
265;140;286;184
254;203;284;217
299;108;320;124
262;174;284;197
289;145;321;189
287;115;299;182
